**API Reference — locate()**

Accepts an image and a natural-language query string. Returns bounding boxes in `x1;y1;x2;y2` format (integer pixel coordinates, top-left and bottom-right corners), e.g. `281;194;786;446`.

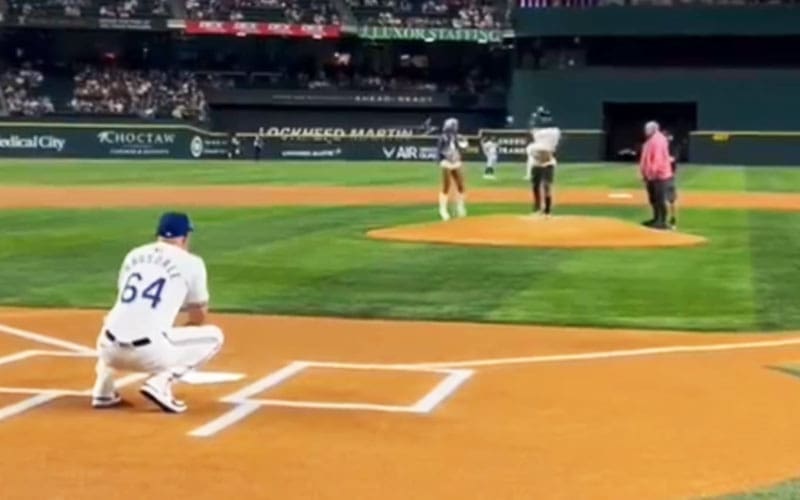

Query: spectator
355;0;504;29
69;67;208;121
185;0;339;24
10;0;169;18
1;64;54;117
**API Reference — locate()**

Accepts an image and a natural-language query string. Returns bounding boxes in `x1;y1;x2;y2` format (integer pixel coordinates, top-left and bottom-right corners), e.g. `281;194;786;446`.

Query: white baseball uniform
527;127;562;175
482;140;498;168
531;127;561;158
95;241;224;383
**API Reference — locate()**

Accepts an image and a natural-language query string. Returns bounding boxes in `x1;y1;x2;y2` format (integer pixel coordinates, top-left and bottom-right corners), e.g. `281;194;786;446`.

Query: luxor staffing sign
357;26;506;43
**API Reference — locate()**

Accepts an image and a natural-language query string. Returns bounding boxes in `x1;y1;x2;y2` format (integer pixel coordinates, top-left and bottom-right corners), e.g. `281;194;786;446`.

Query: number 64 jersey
104;241;209;340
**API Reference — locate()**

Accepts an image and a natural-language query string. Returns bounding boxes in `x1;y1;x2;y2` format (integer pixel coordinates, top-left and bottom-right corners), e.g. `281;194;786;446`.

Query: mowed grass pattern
1;159;800;192
0;204;796;332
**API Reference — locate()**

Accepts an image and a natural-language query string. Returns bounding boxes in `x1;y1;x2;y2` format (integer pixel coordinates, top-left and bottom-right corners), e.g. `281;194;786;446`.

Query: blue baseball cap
156;212;194;238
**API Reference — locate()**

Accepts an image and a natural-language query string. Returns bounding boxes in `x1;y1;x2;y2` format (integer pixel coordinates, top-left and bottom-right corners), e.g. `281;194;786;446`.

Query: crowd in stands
350;0;502;29
97;0;170;18
185;0;339;24
11;0;169;18
70;68;207;120
1;65;54;117
518;0;800;6
227;67;500;94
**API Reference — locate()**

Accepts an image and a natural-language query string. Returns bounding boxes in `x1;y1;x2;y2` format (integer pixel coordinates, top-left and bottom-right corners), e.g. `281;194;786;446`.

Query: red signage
184;21;341;38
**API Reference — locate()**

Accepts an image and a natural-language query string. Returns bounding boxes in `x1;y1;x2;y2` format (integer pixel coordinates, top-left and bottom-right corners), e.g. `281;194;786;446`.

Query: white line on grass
0;323;95;354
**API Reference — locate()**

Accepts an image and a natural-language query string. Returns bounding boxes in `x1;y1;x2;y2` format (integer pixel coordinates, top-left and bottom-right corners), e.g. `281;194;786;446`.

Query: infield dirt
1;185;799;499
368;214;707;249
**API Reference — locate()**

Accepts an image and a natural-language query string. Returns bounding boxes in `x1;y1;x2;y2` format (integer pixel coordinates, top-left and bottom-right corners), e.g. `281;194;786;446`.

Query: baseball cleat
92;392;122;409
439;208;451;221
140;379;187;414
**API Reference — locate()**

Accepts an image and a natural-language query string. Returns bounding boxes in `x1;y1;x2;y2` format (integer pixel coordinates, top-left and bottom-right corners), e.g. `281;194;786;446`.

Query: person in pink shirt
640;121;674;230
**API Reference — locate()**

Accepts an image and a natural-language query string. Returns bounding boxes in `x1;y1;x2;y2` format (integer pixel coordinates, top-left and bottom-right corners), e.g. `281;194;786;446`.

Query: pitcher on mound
527;107;562;217
437;117;469;221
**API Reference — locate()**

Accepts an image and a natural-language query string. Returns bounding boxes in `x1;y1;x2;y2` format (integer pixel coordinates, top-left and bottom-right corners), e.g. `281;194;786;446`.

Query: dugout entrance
603;102;697;162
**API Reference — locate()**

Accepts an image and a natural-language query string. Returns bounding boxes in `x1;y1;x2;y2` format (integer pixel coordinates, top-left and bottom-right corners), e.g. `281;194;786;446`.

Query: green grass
1;203;798;332
714;479;800;499
1;159;800;192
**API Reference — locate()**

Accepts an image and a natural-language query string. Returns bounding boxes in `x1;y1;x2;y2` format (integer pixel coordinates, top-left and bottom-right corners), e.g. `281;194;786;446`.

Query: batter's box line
0;348;147;421
0;349;95;369
0;323;95;355
189;361;473;438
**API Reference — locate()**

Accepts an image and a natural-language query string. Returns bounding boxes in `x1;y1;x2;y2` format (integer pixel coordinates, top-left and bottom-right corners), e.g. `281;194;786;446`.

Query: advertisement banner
478;128;603;162
241;135;484;162
97;18;157;30
184;21;341;38
0;122;601;161
0;123;229;159
10;15;96;29
357;26;507;43
205;88;444;108
259;126;418;139
8;15;162;30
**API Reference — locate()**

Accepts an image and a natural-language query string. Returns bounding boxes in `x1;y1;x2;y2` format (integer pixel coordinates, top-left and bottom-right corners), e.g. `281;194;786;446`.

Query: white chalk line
0;362;147;422
5;321;800;435
190;362;308;437
0;323;95;354
401;336;800;369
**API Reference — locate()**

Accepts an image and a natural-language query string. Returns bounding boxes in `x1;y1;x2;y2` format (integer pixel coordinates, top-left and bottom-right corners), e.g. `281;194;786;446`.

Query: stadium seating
185;0;339;23
69;67;207;120
0;65;54;116
349;0;502;28
8;0;169;18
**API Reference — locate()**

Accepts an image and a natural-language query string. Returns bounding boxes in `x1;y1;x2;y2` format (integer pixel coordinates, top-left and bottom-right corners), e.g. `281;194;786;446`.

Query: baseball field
1;159;799;499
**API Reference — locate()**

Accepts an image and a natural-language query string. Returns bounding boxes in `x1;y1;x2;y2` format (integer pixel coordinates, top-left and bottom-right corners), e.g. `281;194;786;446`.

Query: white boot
438;192;451;221
455;193;467;217
91;359;121;409
140;371;187;414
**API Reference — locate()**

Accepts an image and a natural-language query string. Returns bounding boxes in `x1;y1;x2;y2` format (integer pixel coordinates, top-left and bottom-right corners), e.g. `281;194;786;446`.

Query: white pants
440;159;462;170
94;325;224;394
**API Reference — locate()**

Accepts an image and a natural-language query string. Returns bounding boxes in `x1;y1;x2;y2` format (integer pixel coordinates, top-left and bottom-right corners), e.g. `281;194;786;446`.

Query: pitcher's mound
368;215;707;249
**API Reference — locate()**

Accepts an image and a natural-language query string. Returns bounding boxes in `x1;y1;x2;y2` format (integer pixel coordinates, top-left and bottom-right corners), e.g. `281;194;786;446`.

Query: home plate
182;371;245;385
608;192;633;199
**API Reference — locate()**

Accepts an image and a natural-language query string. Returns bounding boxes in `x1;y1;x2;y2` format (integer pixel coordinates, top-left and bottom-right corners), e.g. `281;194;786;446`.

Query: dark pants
531;165;555;214
254;146;262;161
645;179;670;225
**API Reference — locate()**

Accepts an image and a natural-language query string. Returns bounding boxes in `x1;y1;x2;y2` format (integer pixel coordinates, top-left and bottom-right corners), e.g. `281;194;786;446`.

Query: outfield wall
0;121;600;163
0;120;795;165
